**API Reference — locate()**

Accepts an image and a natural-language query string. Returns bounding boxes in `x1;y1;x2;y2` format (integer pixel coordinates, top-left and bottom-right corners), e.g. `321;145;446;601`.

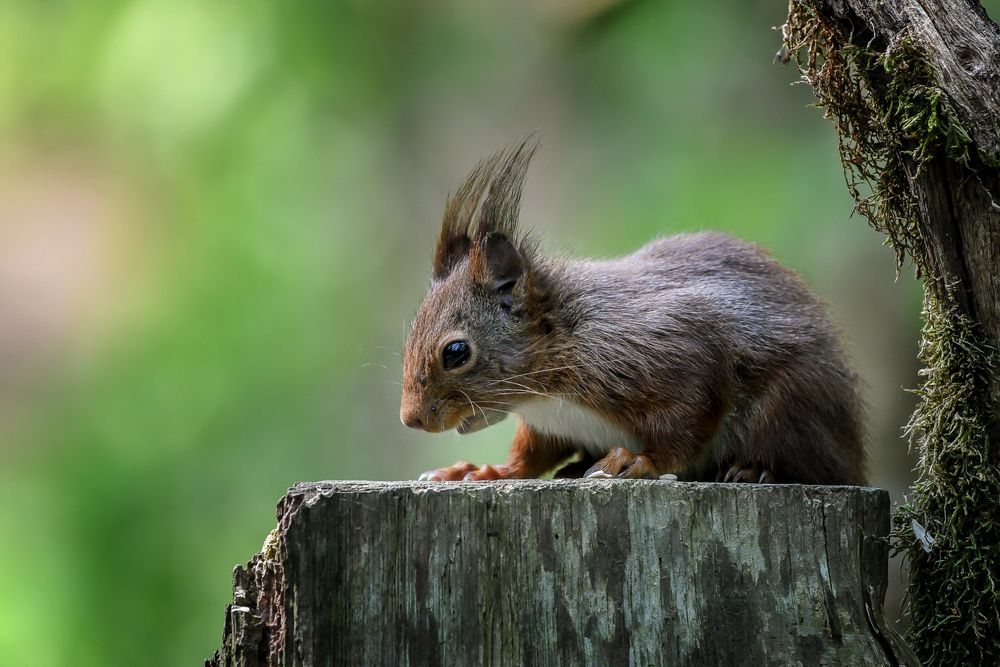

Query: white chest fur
516;397;643;456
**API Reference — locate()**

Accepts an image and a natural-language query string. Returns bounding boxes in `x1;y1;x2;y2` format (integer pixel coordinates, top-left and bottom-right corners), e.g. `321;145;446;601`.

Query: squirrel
400;139;866;485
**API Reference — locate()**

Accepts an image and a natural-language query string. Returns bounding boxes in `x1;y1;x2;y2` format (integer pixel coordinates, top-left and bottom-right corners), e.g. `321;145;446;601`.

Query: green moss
880;39;972;165
782;3;999;665
893;295;1000;665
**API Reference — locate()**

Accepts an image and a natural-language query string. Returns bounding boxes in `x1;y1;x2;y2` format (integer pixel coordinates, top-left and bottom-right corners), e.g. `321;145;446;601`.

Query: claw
463;464;507;481
585;446;659;480
617;455;658;479
553;458;598;479
418;460;520;482
586;470;613;479
722;463;777;484
416;460;477;482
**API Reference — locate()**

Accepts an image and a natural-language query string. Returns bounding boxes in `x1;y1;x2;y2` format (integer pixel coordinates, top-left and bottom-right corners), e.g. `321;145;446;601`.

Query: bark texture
208;480;911;666
782;1;1000;664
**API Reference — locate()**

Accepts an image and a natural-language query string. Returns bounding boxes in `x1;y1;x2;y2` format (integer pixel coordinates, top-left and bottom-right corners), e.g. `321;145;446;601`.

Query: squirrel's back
555;231;866;484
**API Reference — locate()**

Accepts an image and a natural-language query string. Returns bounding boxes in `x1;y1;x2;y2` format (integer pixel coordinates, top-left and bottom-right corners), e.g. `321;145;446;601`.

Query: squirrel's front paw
418;460;478;481
584;446;659;479
418;461;516;481
460;463;517;481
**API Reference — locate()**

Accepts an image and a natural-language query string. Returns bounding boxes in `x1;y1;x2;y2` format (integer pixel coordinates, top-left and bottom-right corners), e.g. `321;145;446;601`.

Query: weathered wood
208;480;911;666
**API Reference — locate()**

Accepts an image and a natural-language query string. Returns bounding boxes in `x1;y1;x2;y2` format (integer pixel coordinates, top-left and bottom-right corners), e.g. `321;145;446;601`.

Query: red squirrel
400;139;866;485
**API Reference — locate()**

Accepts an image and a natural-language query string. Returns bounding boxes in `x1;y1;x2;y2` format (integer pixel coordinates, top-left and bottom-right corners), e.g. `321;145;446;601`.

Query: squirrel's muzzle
400;396;439;432
400;410;425;430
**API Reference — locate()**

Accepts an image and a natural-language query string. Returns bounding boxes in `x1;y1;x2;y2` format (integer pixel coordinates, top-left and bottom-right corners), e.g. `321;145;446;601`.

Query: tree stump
207;480;914;666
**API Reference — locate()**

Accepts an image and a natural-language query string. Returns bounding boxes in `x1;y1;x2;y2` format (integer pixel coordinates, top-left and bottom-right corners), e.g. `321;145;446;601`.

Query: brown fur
402;139;867;485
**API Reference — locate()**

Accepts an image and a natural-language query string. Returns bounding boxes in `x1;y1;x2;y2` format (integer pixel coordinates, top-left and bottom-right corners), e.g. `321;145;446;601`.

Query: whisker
474;404;519;418
492;379;543;393
491;387;575;406
489;388;549;399
484;364;586;388
487;390;566;406
457;389;484;423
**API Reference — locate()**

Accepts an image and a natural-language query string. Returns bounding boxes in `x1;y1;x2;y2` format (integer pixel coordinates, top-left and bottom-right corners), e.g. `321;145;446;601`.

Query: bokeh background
4;0;997;664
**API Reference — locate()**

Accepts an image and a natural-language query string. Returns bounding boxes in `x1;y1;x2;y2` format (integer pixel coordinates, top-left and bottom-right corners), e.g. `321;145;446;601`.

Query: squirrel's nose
401;401;439;431
401;413;424;429
400;404;426;430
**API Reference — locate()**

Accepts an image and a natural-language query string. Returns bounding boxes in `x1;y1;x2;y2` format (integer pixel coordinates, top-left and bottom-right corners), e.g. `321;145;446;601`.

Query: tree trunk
207;480;912;666
781;1;1000;664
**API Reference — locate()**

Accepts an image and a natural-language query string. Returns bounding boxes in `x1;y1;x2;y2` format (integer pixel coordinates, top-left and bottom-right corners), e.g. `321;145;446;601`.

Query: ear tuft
474;136;538;241
431;135;538;280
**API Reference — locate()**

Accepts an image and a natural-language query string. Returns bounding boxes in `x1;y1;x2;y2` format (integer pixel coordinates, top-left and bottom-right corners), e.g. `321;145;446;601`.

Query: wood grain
208;480;912;666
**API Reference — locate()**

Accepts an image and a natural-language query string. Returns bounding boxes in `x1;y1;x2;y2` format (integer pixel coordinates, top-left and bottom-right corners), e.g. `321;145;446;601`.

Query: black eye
442;340;471;371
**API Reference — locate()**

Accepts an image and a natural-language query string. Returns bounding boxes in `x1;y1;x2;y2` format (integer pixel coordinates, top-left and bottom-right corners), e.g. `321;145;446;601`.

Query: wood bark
207;480;913;666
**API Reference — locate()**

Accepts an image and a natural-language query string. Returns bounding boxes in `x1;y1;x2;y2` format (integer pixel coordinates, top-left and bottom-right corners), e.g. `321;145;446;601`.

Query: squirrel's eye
442;340;471;371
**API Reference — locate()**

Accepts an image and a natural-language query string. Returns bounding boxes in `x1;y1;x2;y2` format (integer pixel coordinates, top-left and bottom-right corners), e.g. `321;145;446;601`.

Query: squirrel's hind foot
553;458;597;479
584;446;660;480
719;463;777;484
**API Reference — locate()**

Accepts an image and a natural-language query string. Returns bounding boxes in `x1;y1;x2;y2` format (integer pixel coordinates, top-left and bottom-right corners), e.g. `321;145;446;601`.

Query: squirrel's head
401;139;546;434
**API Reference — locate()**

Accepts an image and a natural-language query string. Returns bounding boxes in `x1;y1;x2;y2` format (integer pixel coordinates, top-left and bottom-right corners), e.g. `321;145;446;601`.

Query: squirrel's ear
481;232;524;292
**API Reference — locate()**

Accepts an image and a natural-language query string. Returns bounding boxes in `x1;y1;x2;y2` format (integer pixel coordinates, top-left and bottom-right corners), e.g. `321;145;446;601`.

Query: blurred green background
3;0;996;664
